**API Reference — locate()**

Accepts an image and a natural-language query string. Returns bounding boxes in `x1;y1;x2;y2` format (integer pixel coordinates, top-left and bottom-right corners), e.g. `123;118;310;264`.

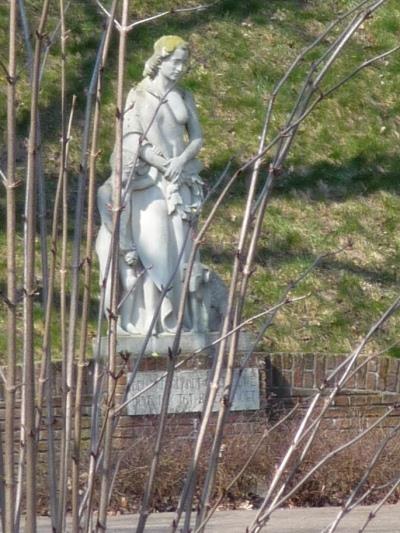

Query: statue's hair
143;35;189;79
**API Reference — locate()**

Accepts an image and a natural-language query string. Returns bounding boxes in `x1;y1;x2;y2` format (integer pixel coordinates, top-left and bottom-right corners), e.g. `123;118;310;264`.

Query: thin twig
96;0;129;529
4;1;17;531
193;405;300;533
323;422;400;533
63;20;112;533
358;477;400;533
78;4;120;531
125;2;218;32
39;1;71;82
251;410;396;533
248;294;400;532
22;2;51;531
73;0;118;526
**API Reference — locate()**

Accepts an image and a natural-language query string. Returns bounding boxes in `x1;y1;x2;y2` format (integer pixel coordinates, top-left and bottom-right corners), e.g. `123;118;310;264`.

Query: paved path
30;505;400;532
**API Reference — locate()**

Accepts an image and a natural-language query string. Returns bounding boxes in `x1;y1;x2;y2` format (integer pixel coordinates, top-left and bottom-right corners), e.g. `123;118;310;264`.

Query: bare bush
2;1;400;532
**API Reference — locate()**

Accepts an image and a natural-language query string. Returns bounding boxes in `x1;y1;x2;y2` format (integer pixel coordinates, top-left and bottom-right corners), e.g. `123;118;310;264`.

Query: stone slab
96;330;256;357
126;367;260;415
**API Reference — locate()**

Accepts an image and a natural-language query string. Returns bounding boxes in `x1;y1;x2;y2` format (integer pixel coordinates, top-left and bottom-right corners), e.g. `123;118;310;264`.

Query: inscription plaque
127;368;260;416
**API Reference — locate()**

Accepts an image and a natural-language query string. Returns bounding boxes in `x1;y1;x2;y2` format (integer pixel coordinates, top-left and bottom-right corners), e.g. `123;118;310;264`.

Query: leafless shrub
3;0;400;531
31;411;400;517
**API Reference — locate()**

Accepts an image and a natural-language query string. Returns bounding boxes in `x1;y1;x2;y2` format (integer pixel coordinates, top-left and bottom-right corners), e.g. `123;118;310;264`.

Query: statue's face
159;47;189;82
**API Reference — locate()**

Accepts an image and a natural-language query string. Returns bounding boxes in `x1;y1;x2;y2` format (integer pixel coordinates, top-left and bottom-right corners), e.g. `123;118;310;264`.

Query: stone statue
96;36;226;337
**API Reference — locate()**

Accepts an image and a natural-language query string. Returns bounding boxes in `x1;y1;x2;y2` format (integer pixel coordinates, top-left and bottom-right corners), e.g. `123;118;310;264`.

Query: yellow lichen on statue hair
153;35;189;56
143;35;190;79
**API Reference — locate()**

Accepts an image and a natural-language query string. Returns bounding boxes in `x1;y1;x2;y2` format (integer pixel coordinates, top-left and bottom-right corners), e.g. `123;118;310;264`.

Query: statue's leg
95;225;112;321
131;184;179;333
119;261;139;334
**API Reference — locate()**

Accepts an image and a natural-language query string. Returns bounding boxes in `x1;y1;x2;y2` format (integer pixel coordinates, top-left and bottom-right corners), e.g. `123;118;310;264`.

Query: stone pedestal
96;330;260;417
96;330;256;358
126;367;260;415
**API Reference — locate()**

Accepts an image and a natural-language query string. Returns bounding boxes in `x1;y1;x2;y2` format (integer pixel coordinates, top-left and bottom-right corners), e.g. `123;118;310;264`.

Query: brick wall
265;352;400;394
264;352;400;430
1;352;399;455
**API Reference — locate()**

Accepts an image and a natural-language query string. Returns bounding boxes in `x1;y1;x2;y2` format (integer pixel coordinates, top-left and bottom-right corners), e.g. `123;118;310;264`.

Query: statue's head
143;35;190;79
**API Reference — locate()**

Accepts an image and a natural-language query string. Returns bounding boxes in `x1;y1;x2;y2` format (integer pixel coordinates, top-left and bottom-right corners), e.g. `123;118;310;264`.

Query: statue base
126;366;260;415
96;330;256;357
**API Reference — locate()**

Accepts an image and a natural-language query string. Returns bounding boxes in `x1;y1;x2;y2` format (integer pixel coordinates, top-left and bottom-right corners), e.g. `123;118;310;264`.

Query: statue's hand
124;249;139;266
164;156;186;181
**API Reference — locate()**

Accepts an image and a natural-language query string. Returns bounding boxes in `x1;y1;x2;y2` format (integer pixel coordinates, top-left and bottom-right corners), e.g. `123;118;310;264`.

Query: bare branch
323;44;400;98
247;294;400;532
253;408;399;533
39;1;71;82
22;2;51;530
96;0;121;31
97;0;217;32
358;477;400;533
96;0;130;529
193;405;300;533
125;2;218;32
323;422;400;533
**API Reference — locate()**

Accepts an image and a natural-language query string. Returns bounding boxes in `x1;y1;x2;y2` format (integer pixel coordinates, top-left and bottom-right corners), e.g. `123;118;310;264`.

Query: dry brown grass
35;412;400;515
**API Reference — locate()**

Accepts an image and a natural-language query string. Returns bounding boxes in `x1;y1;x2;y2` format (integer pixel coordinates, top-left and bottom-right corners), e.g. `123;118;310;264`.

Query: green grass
1;0;400;359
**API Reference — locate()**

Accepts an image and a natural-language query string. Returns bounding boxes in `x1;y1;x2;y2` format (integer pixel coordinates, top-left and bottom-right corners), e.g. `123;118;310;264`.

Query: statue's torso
135;81;190;159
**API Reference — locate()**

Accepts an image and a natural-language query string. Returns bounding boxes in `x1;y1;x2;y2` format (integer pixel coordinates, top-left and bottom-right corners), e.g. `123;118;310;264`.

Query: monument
96;35;225;341
96;36;259;412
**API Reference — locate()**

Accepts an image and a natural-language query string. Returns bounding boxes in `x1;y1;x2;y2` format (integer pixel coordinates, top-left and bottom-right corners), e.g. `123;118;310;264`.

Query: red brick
381;393;400;405
333;395;350;407
314;357;326;388
388;358;399;375
326;356;337;371
282;353;293;370
304;354;314;371
355;364;367;390
345;374;357;389
366;373;378;390
293;359;304;388
328;406;350;418
303;372;314;389
282;370;293;387
349;394;368;406
367;394;385;405
386;374;398;393
336;418;353;430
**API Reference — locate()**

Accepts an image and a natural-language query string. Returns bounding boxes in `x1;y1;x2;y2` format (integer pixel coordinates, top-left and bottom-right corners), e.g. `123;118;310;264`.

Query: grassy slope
0;0;399;358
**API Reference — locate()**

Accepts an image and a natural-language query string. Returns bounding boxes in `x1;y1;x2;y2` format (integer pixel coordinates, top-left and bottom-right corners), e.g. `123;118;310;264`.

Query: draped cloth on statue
96;81;204;335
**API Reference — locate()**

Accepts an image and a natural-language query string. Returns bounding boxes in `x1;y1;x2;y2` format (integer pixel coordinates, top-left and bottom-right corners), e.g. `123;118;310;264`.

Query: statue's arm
97;179;113;232
164;90;203;180
123;131;168;174
182;90;203;163
123;89;169;174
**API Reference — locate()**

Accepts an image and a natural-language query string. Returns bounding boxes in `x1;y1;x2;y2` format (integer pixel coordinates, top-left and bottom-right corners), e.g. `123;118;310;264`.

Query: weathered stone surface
126;368;260;415
97;330;256;357
95;36;226;337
